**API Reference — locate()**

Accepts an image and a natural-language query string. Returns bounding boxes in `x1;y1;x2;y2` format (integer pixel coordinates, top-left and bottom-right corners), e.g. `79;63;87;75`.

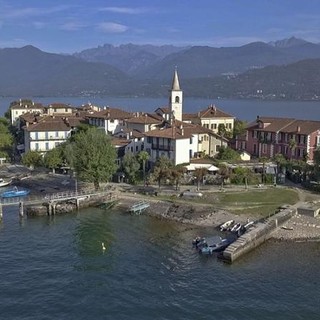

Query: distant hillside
2;39;320;99
0;46;128;96
74;37;320;81
182;58;320;100
74;44;187;75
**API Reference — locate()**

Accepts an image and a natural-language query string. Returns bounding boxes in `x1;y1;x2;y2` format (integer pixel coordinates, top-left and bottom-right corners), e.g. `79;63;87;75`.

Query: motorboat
200;238;234;254
220;219;235;231
1;187;30;198
0;178;12;187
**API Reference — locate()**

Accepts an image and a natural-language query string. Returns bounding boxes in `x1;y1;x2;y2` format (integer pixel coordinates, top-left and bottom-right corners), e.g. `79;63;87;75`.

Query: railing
0;187;112;206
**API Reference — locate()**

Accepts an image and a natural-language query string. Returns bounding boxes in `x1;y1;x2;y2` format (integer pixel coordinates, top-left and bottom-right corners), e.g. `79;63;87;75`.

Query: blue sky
1;0;320;53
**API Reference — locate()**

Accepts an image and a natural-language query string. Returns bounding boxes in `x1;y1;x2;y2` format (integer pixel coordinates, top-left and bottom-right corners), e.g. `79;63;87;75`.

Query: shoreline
2;169;319;242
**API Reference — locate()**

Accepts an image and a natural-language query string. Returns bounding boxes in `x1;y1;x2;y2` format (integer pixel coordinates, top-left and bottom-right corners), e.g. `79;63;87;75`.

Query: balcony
151;144;174;151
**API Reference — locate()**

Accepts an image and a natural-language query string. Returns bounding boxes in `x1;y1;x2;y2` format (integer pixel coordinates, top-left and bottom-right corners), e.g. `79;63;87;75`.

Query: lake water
1;96;320;121
1;96;320;319
0;206;319;320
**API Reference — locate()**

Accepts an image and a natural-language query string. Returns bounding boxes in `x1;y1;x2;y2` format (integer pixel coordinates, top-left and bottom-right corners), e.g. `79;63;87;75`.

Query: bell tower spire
169;67;183;122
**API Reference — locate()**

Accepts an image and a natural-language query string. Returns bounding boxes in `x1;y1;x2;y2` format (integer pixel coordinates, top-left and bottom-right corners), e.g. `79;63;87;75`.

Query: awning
185;163;219;172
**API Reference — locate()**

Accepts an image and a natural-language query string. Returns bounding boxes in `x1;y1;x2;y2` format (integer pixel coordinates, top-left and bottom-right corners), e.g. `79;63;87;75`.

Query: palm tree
171;165;186;190
288;138;297;160
138;151;150;187
193;167;207;191
152;156;173;189
218;164;230;189
259;156;268;184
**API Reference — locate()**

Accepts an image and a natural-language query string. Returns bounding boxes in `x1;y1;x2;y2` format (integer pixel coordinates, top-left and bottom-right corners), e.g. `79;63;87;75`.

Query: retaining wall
222;207;297;263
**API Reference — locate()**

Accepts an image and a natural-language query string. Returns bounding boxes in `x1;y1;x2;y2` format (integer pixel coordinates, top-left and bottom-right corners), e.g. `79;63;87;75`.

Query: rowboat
220;219;235;231
1;187;30;198
0;178;12;188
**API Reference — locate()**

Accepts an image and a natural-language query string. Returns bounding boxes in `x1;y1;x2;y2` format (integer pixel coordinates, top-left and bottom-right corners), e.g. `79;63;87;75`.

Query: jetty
129;201;150;215
0;188;115;216
221;206;297;263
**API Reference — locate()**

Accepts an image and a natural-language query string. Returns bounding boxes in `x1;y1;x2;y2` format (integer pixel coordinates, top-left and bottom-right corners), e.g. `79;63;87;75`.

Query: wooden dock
129;201;150;215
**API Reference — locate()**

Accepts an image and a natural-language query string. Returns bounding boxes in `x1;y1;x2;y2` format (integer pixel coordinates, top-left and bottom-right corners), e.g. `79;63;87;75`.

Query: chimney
297;126;301;133
180;124;184;136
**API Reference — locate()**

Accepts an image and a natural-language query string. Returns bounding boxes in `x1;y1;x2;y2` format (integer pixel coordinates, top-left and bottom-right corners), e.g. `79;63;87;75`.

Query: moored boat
1;187;30;198
230;223;242;233
200;238;234;254
220;219;235;231
0;178;12;188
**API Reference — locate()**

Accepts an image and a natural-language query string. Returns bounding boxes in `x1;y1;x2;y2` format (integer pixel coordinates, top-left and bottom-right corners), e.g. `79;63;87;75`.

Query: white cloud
0;5;70;19
60;21;86;31
99;7;149;14
97;22;128;33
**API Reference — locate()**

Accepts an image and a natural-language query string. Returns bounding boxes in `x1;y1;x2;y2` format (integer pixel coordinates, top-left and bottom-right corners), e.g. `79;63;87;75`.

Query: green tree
288;138;297;160
216;146;241;161
193;167;207;191
259;156;268;184
0;117;13;158
152;156;173;189
218;163;230;188
170;165;186;191
231;167;252;188
232;119;247;138
22;150;43;169
68;127;117;190
122;153;140;184
43;147;63;173
138;151;150;187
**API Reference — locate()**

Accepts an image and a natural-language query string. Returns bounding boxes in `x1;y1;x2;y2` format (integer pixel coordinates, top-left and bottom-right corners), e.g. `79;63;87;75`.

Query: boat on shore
230;222;242;233
0;178;12;187
1;187;30;198
220;219;235;231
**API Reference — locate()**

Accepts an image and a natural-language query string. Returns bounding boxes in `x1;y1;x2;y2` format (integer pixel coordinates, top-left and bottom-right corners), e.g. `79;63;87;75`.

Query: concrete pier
221;206;297;263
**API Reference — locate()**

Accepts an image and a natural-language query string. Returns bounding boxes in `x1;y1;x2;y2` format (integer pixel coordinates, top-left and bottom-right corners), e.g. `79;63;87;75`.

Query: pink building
240;116;320;162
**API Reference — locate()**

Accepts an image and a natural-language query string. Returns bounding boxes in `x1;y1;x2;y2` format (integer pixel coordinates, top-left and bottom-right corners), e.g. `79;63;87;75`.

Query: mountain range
1;37;320;99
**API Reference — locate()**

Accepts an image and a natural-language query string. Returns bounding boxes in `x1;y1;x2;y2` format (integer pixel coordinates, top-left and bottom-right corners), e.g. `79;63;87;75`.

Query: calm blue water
0;206;319;320
1;96;320;121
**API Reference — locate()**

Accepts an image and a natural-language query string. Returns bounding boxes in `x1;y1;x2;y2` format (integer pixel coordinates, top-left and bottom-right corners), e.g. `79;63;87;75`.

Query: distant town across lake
1;96;320;122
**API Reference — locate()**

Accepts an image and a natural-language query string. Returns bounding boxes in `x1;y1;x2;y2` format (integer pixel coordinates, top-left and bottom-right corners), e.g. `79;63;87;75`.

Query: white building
23;115;84;153
86;107;132;134
10;100;44;125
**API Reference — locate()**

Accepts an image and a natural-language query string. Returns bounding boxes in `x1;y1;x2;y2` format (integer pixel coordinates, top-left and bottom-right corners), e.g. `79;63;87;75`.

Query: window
45;143;49;150
175;96;180;103
55;131;59;137
190;137;192;144
35;143;39;151
65;108;68;112
35;132;39;140
211;124;214;130
214;124;217;130
45;132;49;139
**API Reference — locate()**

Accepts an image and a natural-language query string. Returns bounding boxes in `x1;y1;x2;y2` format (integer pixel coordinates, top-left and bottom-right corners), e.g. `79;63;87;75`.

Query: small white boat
281;226;293;230
244;221;254;230
0;178;12;187
220;219;235;231
230;223;242;233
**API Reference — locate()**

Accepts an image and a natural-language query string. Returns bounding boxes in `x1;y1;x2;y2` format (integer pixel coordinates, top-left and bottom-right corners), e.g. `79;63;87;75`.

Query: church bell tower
169;68;183;122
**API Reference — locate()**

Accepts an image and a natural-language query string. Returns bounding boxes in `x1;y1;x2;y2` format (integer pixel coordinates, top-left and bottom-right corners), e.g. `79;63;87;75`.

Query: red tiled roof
110;137;130;147
247;116;320;135
86;107;132;120
198;104;234;119
25;115;85;132
126;113;162;124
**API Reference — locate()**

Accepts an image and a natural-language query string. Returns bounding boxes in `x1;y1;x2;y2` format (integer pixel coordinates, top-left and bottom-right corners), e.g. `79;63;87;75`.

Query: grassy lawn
215;188;298;217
